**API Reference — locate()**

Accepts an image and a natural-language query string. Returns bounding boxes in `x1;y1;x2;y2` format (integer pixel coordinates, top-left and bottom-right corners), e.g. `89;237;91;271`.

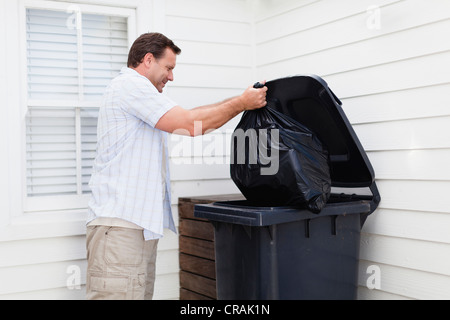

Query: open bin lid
265;75;373;188
264;75;380;213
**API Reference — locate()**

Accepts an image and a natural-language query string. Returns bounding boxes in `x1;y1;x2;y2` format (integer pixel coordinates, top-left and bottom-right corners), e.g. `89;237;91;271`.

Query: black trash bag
230;105;331;213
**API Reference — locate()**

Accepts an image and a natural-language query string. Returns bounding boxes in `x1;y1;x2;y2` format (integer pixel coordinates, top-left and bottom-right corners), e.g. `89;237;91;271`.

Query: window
23;2;135;212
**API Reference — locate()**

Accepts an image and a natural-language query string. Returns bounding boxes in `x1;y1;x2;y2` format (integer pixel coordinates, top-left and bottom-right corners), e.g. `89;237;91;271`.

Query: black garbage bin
194;75;381;300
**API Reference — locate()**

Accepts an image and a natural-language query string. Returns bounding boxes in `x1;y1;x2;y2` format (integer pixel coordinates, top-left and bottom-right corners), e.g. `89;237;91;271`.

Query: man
86;32;267;300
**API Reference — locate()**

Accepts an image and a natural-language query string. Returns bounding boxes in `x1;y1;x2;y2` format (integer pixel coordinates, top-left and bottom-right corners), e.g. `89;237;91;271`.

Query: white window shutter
80;107;99;194
26;107;78;197
82;14;128;101
25;7;129;207
26;9;79;101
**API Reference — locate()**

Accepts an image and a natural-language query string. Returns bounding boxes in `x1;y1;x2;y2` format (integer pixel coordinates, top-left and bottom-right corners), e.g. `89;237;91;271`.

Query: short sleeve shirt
87;67;177;240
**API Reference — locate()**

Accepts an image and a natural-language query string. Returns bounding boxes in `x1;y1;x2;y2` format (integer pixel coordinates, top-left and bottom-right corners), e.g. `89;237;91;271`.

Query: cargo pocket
131;273;146;300
104;227;144;266
88;275;129;300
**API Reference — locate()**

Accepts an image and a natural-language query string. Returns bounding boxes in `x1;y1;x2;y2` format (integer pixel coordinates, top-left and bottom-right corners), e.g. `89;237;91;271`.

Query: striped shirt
87;67;177;240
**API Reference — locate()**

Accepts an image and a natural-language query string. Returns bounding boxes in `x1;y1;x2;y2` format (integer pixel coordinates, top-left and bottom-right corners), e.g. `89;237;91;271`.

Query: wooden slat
179;236;215;260
180;288;213;300
178;201;198;220
178;195;245;300
179;219;214;241
180;253;215;279
179;194;245;203
178;194;245;219
180;271;217;299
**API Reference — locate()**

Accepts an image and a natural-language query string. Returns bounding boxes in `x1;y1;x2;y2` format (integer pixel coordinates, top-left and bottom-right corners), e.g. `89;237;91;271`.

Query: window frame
19;0;137;213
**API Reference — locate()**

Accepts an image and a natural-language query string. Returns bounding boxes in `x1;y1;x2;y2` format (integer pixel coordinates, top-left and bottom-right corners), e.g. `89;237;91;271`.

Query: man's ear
142;52;154;67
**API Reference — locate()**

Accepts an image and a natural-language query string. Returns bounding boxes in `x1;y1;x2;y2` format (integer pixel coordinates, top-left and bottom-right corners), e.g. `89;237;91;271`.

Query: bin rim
194;198;373;227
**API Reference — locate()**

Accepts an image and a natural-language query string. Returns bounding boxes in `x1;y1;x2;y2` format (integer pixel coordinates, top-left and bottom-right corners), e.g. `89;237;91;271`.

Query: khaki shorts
86;225;159;300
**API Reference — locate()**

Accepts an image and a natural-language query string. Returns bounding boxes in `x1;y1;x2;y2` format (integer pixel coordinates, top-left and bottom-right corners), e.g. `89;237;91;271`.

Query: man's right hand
239;81;268;111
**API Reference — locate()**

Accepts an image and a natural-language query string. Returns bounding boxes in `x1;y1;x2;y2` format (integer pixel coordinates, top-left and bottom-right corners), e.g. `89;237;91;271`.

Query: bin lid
265;75;374;188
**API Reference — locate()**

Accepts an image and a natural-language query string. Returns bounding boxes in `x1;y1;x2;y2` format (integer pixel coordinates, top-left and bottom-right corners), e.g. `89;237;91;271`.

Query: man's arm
155;84;267;136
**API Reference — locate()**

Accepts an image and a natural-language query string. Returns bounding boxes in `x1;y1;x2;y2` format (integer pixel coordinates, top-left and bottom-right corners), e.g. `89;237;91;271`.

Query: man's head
128;33;181;93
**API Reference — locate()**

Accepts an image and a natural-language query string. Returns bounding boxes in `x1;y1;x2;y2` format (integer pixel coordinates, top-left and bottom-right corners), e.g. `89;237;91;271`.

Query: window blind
80;107;99;194
82;13;129;101
25;8;129;201
27;9;79;101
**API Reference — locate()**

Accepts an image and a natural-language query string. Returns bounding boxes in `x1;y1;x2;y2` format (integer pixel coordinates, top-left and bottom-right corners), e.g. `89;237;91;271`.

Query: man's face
147;48;177;93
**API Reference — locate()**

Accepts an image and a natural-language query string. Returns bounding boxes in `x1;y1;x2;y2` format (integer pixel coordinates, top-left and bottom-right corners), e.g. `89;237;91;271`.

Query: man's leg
144;238;158;300
86;225;158;300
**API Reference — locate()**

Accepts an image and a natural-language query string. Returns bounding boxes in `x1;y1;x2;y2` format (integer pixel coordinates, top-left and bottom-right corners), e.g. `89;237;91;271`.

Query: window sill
0;209;88;242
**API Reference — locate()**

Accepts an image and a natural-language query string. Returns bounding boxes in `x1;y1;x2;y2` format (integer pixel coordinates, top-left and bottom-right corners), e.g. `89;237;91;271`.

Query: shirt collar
120;66;139;76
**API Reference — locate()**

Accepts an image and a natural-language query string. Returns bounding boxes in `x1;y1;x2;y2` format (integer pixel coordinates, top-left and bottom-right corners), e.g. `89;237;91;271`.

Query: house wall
165;0;252;213
0;0;252;300
165;0;253;300
254;0;450;299
1;0;449;301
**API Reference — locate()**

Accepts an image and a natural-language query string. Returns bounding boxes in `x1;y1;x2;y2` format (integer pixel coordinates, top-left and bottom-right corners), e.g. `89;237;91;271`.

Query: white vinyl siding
166;0;252;204
254;0;450;299
25;7;129;210
160;0;255;301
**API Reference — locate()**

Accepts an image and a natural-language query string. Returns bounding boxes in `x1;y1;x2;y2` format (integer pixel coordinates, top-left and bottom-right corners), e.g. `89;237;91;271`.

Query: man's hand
239;81;268;110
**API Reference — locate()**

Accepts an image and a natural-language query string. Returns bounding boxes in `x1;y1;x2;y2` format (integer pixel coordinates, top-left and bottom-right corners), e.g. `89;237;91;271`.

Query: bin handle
360;183;381;227
253;82;265;89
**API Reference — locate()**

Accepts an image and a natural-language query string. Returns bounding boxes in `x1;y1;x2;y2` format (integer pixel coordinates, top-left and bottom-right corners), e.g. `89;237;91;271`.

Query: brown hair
127;33;181;68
